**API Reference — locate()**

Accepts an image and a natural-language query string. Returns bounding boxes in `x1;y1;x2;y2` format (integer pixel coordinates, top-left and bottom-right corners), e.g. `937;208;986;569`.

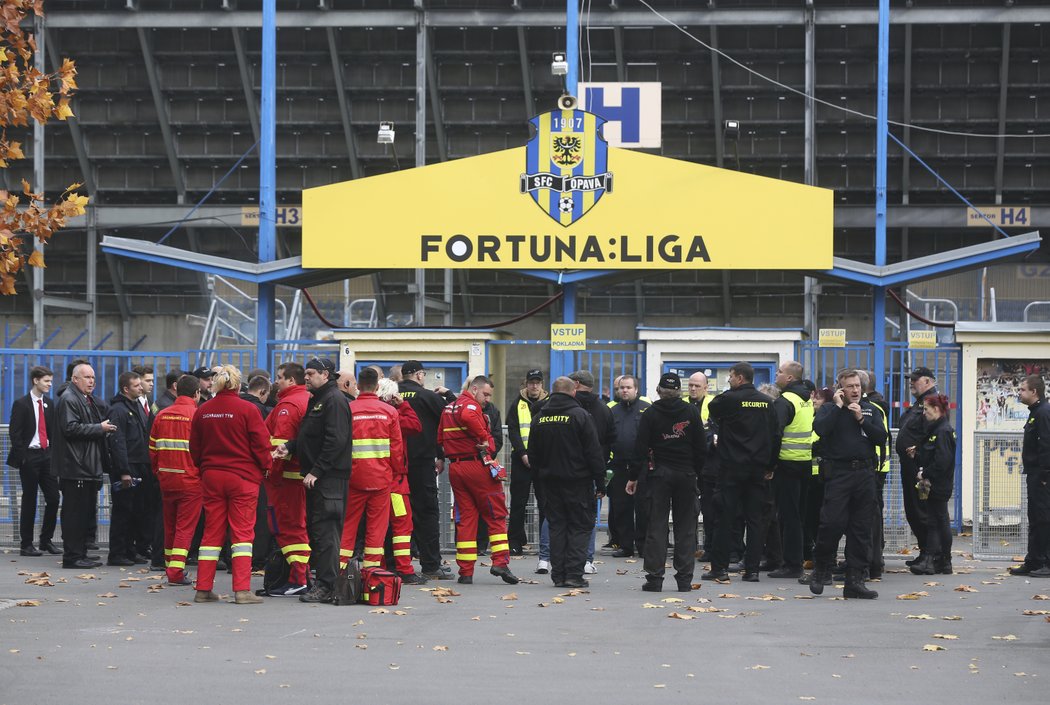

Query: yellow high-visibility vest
517;399;533;450
779;391;814;462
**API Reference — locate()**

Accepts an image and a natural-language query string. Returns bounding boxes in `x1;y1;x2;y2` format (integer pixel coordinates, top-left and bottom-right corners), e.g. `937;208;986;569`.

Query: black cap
305;357;337;376
526;369;544;382
402;360;426;376
910;366;935;381
658;372;681;390
192;366;216;379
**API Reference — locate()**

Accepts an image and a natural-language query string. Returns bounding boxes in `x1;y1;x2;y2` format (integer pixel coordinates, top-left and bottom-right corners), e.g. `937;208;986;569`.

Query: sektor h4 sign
520;109;612;227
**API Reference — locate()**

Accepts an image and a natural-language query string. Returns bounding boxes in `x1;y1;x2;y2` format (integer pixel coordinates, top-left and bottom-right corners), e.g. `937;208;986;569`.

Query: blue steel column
257;0;277;369
872;0;889;389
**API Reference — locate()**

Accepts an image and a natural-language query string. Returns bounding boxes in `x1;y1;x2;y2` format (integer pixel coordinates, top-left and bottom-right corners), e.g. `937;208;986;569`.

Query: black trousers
508;457;536;549
109;481;138;559
1024;473;1050;569
814;466;876;571
899;455;928;552
924;494;953;560
870;472;887;569
607;466;636;553
18;450;59;547
306;474;347;591
772;461;809;569
407;459;442;573
643;470;698;582
712;471;770;573
61;479;101;563
253;484;273;568
86;484;99;545
699;474;719;554
129;464;157;558
803;470;824;561
542;478;595;583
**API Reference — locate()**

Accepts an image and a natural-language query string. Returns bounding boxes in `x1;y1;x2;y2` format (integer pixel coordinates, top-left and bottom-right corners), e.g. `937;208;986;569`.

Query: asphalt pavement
1;541;1047;705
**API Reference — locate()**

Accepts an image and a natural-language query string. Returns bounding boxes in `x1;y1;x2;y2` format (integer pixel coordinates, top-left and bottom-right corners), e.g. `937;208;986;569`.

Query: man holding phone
809;369;888;599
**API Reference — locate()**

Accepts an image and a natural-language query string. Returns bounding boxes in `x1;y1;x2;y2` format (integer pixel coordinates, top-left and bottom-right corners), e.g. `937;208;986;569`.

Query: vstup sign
303;107;833;271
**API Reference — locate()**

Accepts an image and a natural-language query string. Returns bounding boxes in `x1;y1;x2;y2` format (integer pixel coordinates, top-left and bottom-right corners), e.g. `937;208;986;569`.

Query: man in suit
54;363;118;569
107;370;151;566
7;366;61;557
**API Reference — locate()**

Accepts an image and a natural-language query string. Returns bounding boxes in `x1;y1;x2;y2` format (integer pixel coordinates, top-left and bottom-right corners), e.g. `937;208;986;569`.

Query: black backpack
256;547;291;597
332;558;363;605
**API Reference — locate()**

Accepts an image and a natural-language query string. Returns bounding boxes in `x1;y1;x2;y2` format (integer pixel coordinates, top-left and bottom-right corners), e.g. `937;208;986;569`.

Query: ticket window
356;360;467;394
663;362;777;394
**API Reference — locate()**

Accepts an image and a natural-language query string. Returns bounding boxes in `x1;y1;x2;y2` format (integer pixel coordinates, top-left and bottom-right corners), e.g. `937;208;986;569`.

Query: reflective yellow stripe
393;549;412;556
287;555;311;564
456;541;477;549
198;546;221;561
490;543;510;553
443;426;466;432
270;437;289;446
392;535;411;544
363;547;384;555
352;450;392;459
489;533;508;542
152;438;190;450
281;543;311;554
362;560;381;568
391;493;407;517
339;548;355;557
456;553;478;561
164;548;174;556
282;471;302;480
157;467;187;474
231;542;252;558
170;547;189;557
168;560;186;569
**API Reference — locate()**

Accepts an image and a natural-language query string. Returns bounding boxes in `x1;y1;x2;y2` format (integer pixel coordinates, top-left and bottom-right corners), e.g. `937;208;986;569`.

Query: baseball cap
305;357;337;376
658;372;681;390
192;366;216;379
402;360;426;376
526;369;544;382
909;366;935;381
568;370;596;388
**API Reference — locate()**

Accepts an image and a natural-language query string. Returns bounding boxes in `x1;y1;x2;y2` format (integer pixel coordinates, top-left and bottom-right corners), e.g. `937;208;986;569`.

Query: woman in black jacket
908;394;957;576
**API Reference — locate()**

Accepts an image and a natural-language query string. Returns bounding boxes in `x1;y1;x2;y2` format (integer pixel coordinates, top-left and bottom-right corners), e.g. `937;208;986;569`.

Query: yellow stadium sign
908;330;938;349
551;324;587;351
818;328;846;348
240;205;302;227
302;109;833;270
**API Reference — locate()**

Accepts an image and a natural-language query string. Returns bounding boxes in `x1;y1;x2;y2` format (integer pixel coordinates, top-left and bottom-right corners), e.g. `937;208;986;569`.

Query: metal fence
973;431;1027;560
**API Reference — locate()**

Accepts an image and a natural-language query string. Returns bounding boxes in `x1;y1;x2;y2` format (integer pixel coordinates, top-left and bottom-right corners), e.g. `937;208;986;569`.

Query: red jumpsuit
149;396;203;584
340;393;403;569
189;389;273;593
264;384;311;587
438;393;510;577
386;400;422;575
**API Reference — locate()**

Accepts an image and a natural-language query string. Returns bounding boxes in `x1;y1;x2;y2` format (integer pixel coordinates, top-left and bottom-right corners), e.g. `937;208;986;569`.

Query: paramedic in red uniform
189;365;273;605
263;361;312;597
438;375;519;585
340;368;402;573
148;374;203;586
377;378;426;584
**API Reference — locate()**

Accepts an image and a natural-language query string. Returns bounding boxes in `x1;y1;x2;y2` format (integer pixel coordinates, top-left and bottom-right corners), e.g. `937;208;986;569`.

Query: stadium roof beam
45;7;1050;28
137;28;185;196
326;27;362;179
426;28;448;163
994;23;1011;206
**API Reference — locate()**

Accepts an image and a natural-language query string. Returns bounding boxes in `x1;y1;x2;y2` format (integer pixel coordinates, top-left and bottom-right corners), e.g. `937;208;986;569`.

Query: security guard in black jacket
688;372;720;561
107;371;153;566
627;373;706;592
398;360;452;579
895;366;938;563
704;363;779;583
506;369;549;554
276;358;353;603
528;377;606;588
1012;374;1050;578
809;369;888;599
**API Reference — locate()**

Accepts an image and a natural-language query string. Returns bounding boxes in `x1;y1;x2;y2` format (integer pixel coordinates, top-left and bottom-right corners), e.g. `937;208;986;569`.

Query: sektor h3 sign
520;108;613;227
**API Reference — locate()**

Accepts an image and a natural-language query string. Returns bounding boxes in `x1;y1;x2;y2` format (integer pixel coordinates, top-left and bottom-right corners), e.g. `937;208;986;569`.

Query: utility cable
634;0;1050;139
886;287;953;328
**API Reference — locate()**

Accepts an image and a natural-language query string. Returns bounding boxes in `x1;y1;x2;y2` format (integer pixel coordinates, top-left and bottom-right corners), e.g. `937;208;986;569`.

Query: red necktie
142;399;150;415
37;398;48;450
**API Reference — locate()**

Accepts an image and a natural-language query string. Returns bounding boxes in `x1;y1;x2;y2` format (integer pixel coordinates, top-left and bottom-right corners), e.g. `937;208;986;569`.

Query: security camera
377;121;395;144
557;94;578;110
551;51;569;76
723;119;740;137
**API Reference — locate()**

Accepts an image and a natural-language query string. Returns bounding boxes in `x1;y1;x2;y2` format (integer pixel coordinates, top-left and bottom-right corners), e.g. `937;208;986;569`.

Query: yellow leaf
667;612;694;620
941;615;963;621
922;644;945;651
661;597;685;603
748;664;771;670
27;250;44;268
641;602;663;609
432;645;448;651
65;193;89;217
718;593;740;599
501;592;518;601
954;585;978;593
16;600;40;607
54;98;74;121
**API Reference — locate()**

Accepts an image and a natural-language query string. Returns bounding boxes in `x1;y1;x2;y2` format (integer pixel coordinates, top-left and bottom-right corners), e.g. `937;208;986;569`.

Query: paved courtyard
1;541;1047;705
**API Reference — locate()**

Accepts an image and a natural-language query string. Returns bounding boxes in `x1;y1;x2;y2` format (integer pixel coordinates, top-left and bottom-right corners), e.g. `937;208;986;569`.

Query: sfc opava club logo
520;99;613;227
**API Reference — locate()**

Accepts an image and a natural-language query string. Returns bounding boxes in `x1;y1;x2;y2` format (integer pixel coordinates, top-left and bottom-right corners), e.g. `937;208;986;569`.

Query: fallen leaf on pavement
897;593;926;600
16;600;40;607
954;585;978;593
76;574;98;580
794;595;814;600
1032;594;1050;601
501;593;518;601
931;634;958;640
616;569;629;575
1014;673;1027;677
661;597;684;603
255;669;266;675
393;610;407;616
176;601;191;607
687;606;725;613
433;645;448;651
97;592;118;598
369;608;390;614
1022;610;1050;616
552;597;565;604
922;645;945;651
667;612;694;620
941;615;963;621
906;614;933;620
747;594;785;602
923;582;941;587
718;593;740;599
748;665;770;670
642;603;663;609
991;635;1017;641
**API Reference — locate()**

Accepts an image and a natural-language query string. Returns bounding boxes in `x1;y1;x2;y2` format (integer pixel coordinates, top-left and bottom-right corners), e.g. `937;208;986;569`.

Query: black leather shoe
758;561;778;572
641;580;662;592
41;542;62;555
769;566;803;579
909;556;936;576
1031;566;1050;579
63;559;103;569
676;580;693;593
700;569;730;583
457;575;473;585
20;545;42;557
905;553;924;567
741;571;760;583
563;578;589;589
168;576;193;586
1009;564;1032;576
85;542;100;551
611;549;634;558
107;557;135;567
490;565;520;585
130;554;149;565
727;562;744;573
809;568;831;595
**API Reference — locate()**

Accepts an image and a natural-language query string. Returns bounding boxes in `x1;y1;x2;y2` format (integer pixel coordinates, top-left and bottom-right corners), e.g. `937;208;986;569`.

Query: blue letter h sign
584;86;641;143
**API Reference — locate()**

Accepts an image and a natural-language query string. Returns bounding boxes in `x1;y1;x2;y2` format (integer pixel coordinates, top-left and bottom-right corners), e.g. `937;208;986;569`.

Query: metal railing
973;431;1027;560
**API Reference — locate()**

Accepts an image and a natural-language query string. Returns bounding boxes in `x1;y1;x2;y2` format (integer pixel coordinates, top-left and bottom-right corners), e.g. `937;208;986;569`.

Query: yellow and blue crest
520;108;613;227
